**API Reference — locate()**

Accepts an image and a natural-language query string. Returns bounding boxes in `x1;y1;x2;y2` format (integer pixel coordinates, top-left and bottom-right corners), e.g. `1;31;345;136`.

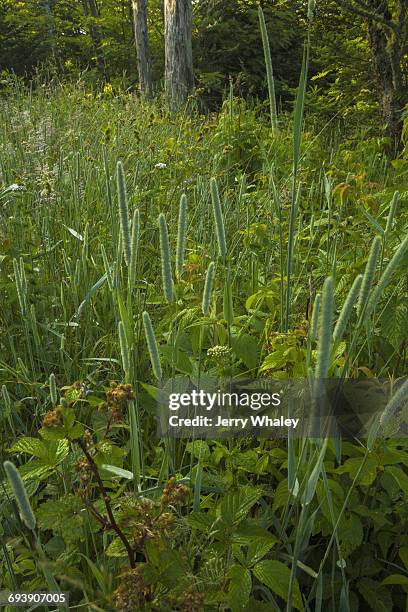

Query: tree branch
336;0;399;34
76;439;135;568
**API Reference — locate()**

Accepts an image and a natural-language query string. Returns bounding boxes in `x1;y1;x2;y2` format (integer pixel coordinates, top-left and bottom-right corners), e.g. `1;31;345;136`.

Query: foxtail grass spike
202;262;215;315
258;6;278;134
307;0;316;19
176;194;187;278
142;311;162;381
223;271;234;325
210;178;227;261
357;235;381;319
129;208;140;289
309;293;321;343
380;379;408;428
118;321;130;377
158;213;174;303
116;161;131;265
368;378;408;450
367;233;408;316
1;385;11;418
315;277;334;380
49;373;58;406
333;275;363;343
385;191;398;234
3;461;36;531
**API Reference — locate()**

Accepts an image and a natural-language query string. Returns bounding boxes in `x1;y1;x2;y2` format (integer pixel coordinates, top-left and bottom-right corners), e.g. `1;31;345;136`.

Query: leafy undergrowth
0;81;408;611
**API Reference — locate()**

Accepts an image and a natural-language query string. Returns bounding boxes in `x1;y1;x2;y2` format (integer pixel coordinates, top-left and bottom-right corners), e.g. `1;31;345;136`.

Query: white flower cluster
207;345;232;360
154;162;167;169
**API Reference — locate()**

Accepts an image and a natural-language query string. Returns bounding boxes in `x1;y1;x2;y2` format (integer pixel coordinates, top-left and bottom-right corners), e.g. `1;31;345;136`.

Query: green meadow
1;5;408;609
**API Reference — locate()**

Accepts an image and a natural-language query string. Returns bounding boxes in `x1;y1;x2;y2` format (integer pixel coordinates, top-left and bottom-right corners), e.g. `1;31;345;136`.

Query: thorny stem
77;438;135;568
79;494;110;529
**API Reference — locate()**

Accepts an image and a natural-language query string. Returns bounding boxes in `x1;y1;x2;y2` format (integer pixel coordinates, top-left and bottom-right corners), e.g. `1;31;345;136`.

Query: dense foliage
0;2;401;105
1;1;408;610
0;72;407;609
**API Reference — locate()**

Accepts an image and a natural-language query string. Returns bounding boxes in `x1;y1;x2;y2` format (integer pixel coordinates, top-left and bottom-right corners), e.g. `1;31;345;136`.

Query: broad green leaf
106;537;127;558
219;489;261;526
37;495;84;543
186;511;216;531
253;560;304;611
231;334;259;370
228;565;251;611
381;574;408;587
385;466;408;495
357;578;393;612
336;455;378;486
9;437;48;459
399;546;408;569
246;536;278;566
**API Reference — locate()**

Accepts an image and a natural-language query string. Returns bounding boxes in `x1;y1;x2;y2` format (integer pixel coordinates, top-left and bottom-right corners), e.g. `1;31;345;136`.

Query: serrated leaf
219;489;261;526
18;460;56;481
37;495;84;543
231;334;259;370
186;511;216;531
246;536;278;566
380;300;408;350
8;437;48;459
253;560;304;611
228;565;251;611
106;537;127;558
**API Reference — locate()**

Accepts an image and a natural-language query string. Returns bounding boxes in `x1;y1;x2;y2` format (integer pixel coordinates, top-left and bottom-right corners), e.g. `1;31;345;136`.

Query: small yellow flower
103;83;113;96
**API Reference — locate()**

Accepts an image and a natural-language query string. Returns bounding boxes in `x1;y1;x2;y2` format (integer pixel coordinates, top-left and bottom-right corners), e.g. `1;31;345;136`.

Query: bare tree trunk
164;0;194;112
132;0;154;98
365;0;404;154
338;0;406;154
367;20;402;153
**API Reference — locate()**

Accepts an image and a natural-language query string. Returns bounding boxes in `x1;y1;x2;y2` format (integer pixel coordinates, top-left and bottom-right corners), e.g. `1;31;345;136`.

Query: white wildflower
8;183;23;191
154;162;167;170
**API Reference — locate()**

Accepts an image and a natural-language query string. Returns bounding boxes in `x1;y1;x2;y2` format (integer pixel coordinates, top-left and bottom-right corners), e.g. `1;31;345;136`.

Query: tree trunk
338;0;406;154
368;16;402;153
81;0;108;80
164;0;194;112
132;0;154;98
365;1;404;153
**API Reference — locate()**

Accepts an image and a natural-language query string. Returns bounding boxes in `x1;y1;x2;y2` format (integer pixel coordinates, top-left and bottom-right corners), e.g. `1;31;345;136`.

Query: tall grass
0;76;406;609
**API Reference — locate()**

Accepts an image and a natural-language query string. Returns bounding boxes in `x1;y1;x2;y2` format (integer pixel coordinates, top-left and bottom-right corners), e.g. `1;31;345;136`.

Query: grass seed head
3;460;36;531
210;177;227;261
158;212;174;303
142;311;162;382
